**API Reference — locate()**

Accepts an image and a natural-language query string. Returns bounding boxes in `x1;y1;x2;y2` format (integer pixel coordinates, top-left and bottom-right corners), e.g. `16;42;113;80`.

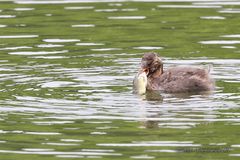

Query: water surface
0;0;240;159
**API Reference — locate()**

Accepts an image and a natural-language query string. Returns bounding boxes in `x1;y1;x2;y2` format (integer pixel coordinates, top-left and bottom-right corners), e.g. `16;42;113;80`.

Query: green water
0;0;240;159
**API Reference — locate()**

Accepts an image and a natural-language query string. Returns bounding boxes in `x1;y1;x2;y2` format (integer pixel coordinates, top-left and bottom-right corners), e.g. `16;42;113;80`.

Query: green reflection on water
0;1;240;160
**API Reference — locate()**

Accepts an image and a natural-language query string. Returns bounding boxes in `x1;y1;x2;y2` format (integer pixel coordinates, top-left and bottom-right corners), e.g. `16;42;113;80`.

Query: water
0;0;240;159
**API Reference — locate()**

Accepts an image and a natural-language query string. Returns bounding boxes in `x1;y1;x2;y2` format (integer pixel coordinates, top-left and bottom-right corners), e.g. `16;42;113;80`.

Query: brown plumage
140;52;215;93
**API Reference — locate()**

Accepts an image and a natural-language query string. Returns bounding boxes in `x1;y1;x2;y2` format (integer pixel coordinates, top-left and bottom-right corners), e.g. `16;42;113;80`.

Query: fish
133;70;148;95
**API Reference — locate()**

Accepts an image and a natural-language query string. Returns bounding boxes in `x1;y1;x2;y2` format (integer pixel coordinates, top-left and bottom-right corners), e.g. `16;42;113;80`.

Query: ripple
0;60;8;62
61;139;84;142
122;8;138;12
95;9;119;12
25;131;61;135
15;0;124;4
43;39;80;43
209;143;226;146
97;141;201;147
82;150;114;156
22;148;55;152
90;132;107;135
165;59;240;65
158;122;199;129
221;34;240;38
108;16;146;20
64;6;94;10
91;48;122;51
0;130;23;134
0;35;38;38
0;46;32;50
0;24;7;28
40;114;240;123
64;128;79;130
42;142;80;146
200;16;225;20
0;55;239;142
84;121;112;124
199;40;240;44
145;149;178;153
76;42;104;46
56;155;84;158
33;121;74;125
72;24;95;28
37;44;64;48
0;130;61;135
158;5;222;9
131;155;155;159
229;154;240;157
95;8;138;12
41;81;74;88
194;2;240;6
221;46;236;49
16;24;27;27
14;8;35;11
96;126;119;129
133;46;163;50
108;3;122;7
31;56;67;59
0;15;16;18
219;8;240;13
231;144;240;148
0;149;122;156
8;50;68;55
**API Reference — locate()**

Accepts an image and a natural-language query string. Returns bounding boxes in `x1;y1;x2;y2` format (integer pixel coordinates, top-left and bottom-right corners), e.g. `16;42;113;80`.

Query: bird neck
151;65;163;78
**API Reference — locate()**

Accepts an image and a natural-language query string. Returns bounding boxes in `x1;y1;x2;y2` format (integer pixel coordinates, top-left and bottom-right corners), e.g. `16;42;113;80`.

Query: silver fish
133;71;148;95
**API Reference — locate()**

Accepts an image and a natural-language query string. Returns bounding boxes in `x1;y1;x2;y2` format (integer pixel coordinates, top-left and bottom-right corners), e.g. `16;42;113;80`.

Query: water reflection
133;46;163;50
0;149;122;156
219;8;240;13
221;34;240;38
72;24;95;27
0;24;7;28
199;40;240;44
0;46;32;50
95;9;119;12
97;141;201;147
158;5;222;8
95;8;138;12
108;16;146;19
0;15;16;18
144;91;163;102
194;1;240;5
8;50;68;55
76;42;104;46
37;44;64;48
42;39;80;43
0;35;38;38
14;8;35;11
200;16;225;20
108;3;122;6
91;48;122;51
64;6;95;10
0;0;240;159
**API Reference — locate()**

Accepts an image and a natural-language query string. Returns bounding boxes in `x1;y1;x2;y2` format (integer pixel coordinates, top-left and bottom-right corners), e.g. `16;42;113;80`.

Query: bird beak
138;68;149;76
143;68;149;75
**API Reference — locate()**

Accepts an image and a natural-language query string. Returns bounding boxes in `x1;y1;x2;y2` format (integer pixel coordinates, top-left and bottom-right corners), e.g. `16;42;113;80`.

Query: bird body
134;52;215;94
147;66;214;93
